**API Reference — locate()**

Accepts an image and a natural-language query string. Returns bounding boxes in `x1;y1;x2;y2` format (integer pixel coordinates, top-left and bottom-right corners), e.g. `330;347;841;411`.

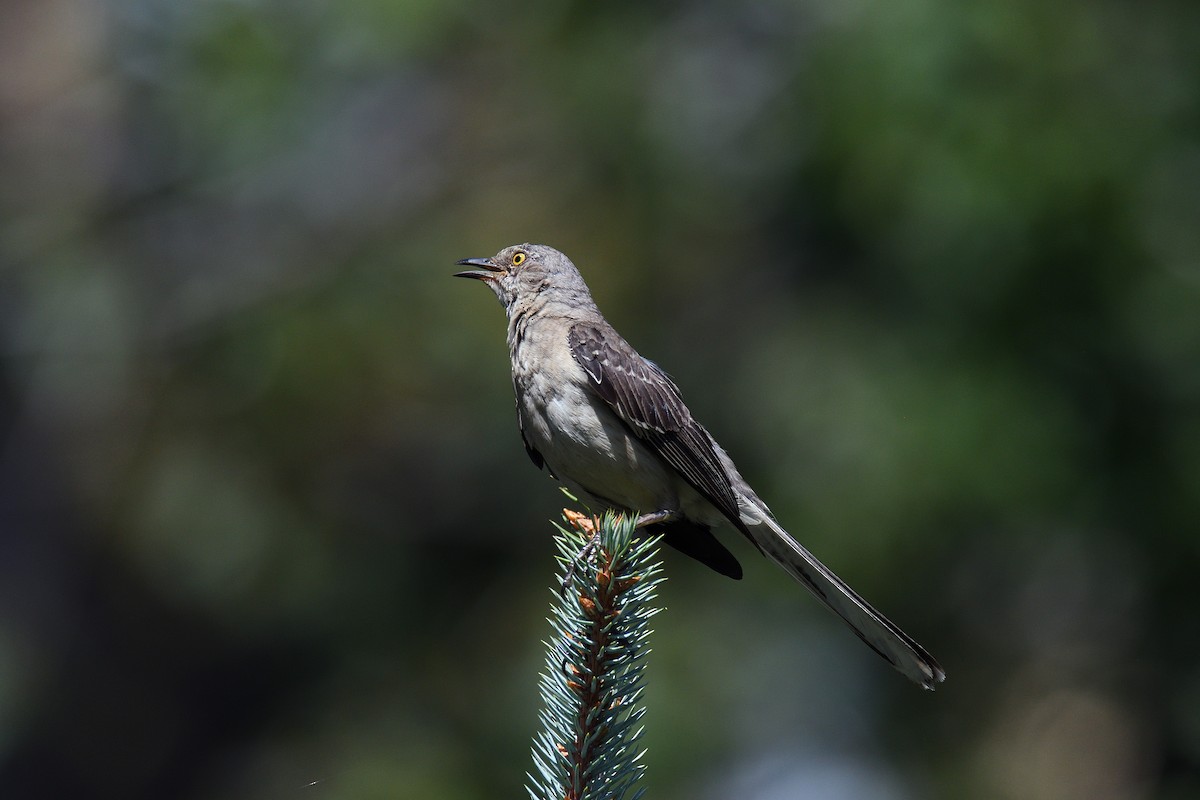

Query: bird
455;243;945;689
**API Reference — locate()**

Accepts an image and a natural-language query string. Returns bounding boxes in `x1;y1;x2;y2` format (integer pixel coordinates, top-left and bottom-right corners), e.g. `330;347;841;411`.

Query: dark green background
2;0;1198;797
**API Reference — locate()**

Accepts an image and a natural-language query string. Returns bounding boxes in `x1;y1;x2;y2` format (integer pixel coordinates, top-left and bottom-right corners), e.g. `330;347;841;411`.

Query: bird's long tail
746;514;946;690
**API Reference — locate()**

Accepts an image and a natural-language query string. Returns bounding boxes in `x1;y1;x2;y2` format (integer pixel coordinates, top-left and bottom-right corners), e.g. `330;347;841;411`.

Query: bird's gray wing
567;322;743;526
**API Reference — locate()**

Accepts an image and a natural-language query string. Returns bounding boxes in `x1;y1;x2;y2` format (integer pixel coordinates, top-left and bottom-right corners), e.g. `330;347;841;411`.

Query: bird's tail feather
748;515;945;690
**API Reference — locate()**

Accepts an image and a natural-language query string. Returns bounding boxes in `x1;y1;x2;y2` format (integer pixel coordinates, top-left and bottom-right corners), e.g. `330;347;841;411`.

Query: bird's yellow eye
511;252;527;267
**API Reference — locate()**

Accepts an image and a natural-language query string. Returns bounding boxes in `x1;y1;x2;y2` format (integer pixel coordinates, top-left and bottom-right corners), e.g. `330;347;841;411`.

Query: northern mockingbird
455;243;945;689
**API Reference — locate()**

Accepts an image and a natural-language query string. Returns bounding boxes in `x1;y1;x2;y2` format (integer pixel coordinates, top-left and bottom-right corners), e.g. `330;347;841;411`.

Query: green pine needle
527;511;665;800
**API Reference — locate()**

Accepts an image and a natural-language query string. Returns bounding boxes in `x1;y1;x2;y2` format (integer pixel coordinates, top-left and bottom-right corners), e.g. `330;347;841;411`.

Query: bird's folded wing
567;322;742;525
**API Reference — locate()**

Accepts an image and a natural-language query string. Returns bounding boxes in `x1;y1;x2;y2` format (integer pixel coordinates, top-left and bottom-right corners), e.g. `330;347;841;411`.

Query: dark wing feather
567;322;742;526
520;425;544;471
514;388;545;471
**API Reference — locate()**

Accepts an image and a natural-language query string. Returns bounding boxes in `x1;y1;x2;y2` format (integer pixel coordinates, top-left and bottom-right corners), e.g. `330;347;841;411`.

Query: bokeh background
2;0;1199;798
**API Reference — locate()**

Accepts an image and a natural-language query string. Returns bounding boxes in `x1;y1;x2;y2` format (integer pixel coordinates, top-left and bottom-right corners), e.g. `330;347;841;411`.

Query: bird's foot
558;508;675;595
560;509;602;596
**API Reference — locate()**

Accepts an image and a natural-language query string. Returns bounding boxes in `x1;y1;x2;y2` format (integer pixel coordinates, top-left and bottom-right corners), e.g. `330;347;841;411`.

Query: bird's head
454;243;592;315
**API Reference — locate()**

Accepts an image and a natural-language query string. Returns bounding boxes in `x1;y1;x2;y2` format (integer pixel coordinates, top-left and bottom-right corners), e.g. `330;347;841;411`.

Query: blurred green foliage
1;0;1198;798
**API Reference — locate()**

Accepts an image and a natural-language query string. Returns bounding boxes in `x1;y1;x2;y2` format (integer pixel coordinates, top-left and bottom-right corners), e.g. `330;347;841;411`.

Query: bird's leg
634;509;679;529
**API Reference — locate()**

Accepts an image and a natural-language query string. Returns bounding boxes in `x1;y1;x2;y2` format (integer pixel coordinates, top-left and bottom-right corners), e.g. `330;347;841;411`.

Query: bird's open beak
454;258;506;281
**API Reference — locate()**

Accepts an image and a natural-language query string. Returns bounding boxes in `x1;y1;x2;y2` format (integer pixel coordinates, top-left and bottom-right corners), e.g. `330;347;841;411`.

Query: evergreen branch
528;510;665;800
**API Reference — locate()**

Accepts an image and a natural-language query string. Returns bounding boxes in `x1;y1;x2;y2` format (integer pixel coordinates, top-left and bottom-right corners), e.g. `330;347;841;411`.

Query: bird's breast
510;331;673;513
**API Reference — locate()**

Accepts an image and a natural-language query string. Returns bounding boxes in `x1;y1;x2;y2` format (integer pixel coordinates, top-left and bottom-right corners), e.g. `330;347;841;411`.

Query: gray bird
455;243;945;689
